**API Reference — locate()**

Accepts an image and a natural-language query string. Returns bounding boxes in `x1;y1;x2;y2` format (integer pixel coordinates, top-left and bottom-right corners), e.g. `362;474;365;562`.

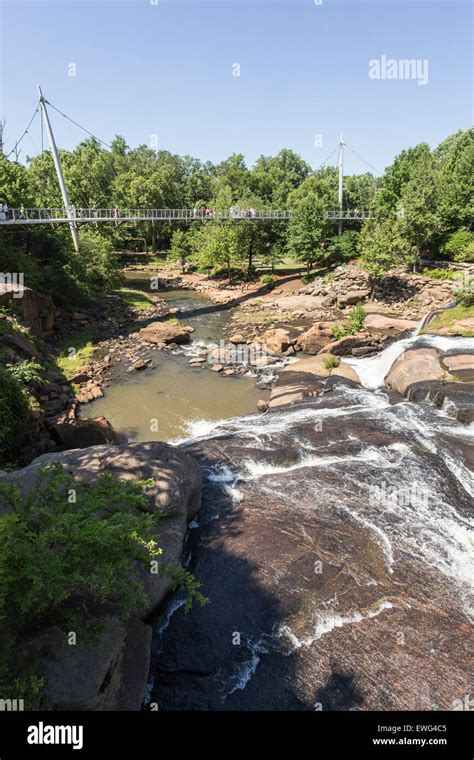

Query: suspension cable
311;146;339;174
45;100;112;149
345;143;383;176
5;104;40;159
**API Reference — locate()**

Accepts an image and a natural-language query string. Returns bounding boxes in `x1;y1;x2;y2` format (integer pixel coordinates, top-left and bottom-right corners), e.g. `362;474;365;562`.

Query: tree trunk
228;258;231;284
247;239;253;277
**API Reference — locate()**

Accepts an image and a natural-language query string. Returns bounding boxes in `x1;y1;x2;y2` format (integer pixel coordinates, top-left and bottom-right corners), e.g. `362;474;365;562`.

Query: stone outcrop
0;442;202;711
331;362;361;385
152;386;472;711
441;353;474;382
318;333;383;357
0;283;55;336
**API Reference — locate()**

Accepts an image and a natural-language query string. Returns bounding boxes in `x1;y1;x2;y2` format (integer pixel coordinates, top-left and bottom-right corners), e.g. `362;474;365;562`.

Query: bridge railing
0;207;294;222
0;207;375;223
327;209;374;220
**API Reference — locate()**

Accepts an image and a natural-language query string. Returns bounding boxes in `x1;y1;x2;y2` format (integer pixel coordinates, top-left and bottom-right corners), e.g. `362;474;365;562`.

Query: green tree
169;229;191;272
287;194;331;274
358;219;411;278
0;156;30;207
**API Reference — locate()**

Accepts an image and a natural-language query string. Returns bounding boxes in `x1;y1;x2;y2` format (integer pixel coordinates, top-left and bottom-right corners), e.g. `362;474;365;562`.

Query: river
80;277;268;442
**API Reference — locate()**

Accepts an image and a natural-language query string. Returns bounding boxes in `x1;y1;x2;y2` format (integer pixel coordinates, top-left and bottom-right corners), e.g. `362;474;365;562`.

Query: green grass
114;287;154;311
422;304;474;337
56;330;95;379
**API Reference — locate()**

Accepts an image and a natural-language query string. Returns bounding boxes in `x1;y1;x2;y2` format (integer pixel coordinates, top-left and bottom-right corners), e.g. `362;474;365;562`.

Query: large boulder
0;283;55;336
262;328;296;355
48;416;120;449
296;322;335;354
136;321;192;345
337;289;371;308
385;348;451;397
0;441;202;710
318;334;381;357
331;362;361;385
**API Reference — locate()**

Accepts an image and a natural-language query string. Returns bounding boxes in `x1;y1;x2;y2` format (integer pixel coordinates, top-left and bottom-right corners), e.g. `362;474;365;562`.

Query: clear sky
0;0;472;175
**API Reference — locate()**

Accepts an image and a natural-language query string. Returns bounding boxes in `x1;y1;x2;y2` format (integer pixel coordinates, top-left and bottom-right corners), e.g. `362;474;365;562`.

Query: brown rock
263;328;295;355
337;289;371;307
137;321;192;345
0;283;55;336
385;348;450;396
364;314;418;335
132;359;147;370
229;333;245;345
331;363;361;384
269;355;332;408
210;364;224;372
442;353;474;382
296;322;335;354
49;416;119;449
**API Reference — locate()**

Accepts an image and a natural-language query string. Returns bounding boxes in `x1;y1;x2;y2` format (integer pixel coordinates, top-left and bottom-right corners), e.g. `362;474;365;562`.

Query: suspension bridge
0;87;379;250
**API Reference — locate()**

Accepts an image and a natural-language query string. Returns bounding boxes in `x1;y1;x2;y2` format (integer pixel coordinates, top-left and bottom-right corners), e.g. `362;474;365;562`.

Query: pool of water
80;276;267;443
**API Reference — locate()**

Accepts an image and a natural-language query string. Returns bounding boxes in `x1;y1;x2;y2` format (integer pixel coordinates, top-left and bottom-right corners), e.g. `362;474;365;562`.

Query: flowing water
80;276;268;442
146;320;473;711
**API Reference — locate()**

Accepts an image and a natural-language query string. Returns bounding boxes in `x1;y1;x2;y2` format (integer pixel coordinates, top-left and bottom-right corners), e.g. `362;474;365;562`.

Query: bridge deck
0;208;374;225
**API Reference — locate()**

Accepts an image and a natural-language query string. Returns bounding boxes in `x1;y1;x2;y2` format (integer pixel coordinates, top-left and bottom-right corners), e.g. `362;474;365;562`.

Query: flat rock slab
364;314;418;334
152;390;472;710
269;355;332;407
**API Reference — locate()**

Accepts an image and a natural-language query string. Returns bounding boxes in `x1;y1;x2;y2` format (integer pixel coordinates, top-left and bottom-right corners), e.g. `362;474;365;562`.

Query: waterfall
345;305;472;390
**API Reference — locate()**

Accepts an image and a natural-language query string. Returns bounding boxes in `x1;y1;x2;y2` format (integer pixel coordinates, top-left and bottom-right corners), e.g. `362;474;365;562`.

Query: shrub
421;267;456;281
330;302;366;340
347;302;366;333
0;365;31;466
441;230;474;262
260;274;276;287
323;355;340;370
455;288;474;307
6;361;45;386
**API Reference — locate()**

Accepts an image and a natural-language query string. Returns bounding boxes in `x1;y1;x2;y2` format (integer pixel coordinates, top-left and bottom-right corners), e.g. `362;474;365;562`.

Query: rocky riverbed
148;365;473;710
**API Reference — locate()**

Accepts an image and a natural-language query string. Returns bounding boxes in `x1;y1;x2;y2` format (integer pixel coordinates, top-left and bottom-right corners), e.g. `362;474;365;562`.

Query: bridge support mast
337;133;345;237
37;85;80;251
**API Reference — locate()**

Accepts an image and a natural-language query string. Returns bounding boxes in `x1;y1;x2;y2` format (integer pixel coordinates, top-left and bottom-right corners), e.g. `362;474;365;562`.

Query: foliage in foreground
0;365;31;467
0;463;207;704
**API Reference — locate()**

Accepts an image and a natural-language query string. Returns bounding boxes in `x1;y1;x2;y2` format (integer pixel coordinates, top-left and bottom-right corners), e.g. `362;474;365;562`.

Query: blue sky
0;0;472;175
